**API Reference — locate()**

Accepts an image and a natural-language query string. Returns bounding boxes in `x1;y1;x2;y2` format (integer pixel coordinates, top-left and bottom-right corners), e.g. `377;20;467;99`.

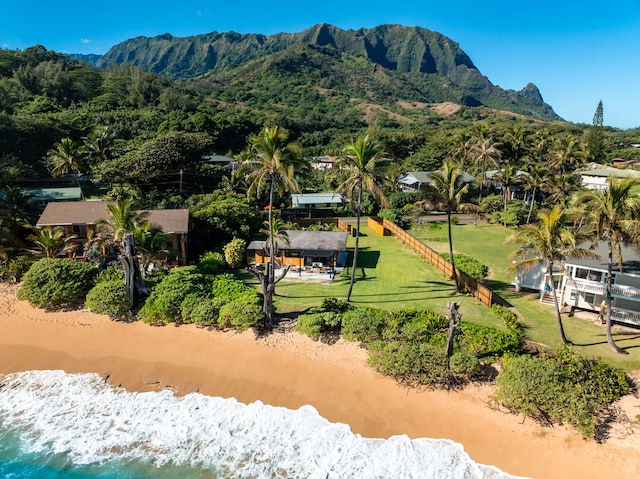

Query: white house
514;243;640;328
578;165;640;190
398;171;475;192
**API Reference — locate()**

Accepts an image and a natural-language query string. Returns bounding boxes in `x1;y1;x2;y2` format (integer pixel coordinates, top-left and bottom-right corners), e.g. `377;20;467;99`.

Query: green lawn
410;220;640;370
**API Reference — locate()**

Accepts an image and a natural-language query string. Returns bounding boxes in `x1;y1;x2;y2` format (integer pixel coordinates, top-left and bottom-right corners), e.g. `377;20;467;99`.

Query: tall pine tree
587;100;605;163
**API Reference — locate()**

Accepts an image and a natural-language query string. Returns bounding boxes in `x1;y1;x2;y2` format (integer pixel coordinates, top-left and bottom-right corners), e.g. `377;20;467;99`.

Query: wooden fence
371;217;495;307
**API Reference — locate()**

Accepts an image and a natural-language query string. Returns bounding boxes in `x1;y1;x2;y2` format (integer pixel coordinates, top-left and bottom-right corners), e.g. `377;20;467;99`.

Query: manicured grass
269;225;514;332
410;220;640;370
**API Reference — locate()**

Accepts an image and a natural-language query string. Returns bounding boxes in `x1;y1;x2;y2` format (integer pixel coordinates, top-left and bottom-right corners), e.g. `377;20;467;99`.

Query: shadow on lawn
572;331;640;350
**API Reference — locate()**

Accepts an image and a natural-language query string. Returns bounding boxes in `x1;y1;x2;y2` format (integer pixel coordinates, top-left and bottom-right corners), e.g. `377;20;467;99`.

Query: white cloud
81;38;91;44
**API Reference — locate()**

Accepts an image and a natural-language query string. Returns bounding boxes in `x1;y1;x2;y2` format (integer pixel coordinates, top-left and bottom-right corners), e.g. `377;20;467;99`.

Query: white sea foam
0;370;526;478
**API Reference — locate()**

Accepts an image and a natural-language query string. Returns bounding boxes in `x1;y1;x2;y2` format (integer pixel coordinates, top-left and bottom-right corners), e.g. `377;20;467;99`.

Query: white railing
569;278;640;300
612;309;640;327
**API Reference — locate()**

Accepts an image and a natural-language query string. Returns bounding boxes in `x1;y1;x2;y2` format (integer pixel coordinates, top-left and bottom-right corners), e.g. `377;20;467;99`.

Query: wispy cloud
197;9;210;17
81;38;91;44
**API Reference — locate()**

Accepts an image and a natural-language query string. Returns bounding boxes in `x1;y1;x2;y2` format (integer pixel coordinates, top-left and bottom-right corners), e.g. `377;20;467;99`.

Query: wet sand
1;283;639;479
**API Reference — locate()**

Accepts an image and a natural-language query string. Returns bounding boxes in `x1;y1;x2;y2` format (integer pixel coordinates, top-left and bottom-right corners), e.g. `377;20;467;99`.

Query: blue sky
3;1;640;129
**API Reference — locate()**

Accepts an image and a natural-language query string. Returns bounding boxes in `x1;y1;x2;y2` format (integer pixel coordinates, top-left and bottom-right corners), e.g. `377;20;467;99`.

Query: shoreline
1;284;639;478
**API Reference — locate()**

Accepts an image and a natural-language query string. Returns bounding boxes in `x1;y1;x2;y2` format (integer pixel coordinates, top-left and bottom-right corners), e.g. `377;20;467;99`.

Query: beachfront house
35;201;190;264
247;230;348;273
291;193;343;209
513;242;640;329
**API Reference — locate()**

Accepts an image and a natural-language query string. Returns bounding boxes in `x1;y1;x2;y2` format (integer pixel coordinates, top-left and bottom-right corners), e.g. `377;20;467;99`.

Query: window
575;268;589;279
584;293;596;305
72;224;87;237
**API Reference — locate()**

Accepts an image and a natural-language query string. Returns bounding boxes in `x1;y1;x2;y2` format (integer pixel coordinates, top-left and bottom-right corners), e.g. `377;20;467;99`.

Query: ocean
0;370;525;478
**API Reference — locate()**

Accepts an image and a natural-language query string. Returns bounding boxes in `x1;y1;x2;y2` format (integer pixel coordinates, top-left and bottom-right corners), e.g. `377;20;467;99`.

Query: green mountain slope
96;23;561;120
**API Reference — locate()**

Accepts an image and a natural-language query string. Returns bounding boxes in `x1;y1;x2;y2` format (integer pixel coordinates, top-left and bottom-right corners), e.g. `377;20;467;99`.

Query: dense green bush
0;257;31;283
180;293;223;325
440;253;489;281
367;340;453;386
457;322;522;359
491;304;523;337
494;349;632;438
85;280;132;316
449;350;481;376
340;307;388;343
17;258;97;308
217;299;262;331
197;251;226;275
294;311;324;338
138;266;208;324
223;238;246;269
94;262;124;283
490;200;526;226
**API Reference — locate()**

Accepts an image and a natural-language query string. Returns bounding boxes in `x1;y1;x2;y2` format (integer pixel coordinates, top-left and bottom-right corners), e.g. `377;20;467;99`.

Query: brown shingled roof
36;201;189;234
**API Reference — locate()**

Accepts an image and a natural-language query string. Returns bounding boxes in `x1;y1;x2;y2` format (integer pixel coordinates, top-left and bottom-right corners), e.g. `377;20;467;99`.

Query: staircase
540;291;556;305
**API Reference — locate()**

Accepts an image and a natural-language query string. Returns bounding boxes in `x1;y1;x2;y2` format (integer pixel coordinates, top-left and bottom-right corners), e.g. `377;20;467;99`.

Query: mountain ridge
78;23;560;120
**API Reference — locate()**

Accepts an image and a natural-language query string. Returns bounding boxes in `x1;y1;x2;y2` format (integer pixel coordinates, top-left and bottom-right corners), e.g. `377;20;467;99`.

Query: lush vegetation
17;258;97;308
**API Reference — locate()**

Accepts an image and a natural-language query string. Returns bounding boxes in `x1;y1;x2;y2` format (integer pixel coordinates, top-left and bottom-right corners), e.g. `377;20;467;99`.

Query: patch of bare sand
1;283;639;479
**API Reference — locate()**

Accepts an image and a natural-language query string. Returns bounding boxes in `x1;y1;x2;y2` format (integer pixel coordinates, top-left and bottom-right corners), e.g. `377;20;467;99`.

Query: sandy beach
1;283;639;479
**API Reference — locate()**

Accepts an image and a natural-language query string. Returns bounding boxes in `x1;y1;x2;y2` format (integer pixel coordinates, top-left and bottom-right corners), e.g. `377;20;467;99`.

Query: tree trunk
446;301;461;368
345;181;362;302
526;187;537;224
447;211;460;294
118;233;150;301
548;260;570;345
606;239;628;354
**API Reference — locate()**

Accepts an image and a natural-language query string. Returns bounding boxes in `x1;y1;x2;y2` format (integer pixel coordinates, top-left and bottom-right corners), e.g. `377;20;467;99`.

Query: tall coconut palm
27;226;77;258
550;135;586;174
46;138;86;190
494;163;519;224
470;136;502;199
98;198;148;249
235;125;302;326
522;164;549;224
506;206;596;345
338;134;389;301
573;177;640;354
82;126;113;166
428;161;469;293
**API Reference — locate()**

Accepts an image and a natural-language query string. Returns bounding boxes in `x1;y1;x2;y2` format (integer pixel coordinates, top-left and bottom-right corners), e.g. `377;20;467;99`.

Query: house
578;165;640;190
247;230;348;271
35;201;189;264
398;171;475;192
310;156;339;170
513;242;640;329
291;193;343;209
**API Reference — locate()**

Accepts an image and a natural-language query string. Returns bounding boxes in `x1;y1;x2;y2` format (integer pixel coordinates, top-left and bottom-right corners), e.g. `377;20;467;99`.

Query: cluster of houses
17;154;640;329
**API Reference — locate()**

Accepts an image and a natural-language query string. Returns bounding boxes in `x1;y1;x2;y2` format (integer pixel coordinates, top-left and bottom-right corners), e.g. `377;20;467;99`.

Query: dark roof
247;230;348;252
36;201;189;234
564;242;640;276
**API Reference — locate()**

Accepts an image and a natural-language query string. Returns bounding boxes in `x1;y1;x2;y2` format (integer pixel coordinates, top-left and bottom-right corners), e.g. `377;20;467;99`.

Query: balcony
569;278;640;300
611;309;640;328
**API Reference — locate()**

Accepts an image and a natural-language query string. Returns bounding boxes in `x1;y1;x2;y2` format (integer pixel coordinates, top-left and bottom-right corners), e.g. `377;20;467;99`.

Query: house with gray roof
398;171;475;192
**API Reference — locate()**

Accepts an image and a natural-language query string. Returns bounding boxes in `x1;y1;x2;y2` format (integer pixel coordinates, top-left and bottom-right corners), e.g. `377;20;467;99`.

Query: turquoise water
0;370;522;479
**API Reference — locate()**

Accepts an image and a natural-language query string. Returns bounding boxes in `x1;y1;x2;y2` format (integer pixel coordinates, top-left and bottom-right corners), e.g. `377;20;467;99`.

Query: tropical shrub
17;258;97;308
490;200;526;226
367;340;453;386
457;322;522;359
217;299;262;331
223;238;246;269
491;304;523;337
494;349;632;438
197;251;226;275
449;350;481;376
340;307;387;344
137;266;208;324
440;253;489;281
0;257;31;283
85;280;132;316
180;293;224;325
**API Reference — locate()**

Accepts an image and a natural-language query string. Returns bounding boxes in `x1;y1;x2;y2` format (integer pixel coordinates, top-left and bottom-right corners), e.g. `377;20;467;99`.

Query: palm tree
470;136;502;199
235;125;302;326
46;138;86;190
132;222;171;275
82;126;113;166
506;206;596;345
98;198;148;250
0;186;39;250
494;163;519;224
27;226;77;258
522;164;549;223
550;135;585;174
573;177;640;354
545;172;581;208
338;134;389;301
428;161;469;293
